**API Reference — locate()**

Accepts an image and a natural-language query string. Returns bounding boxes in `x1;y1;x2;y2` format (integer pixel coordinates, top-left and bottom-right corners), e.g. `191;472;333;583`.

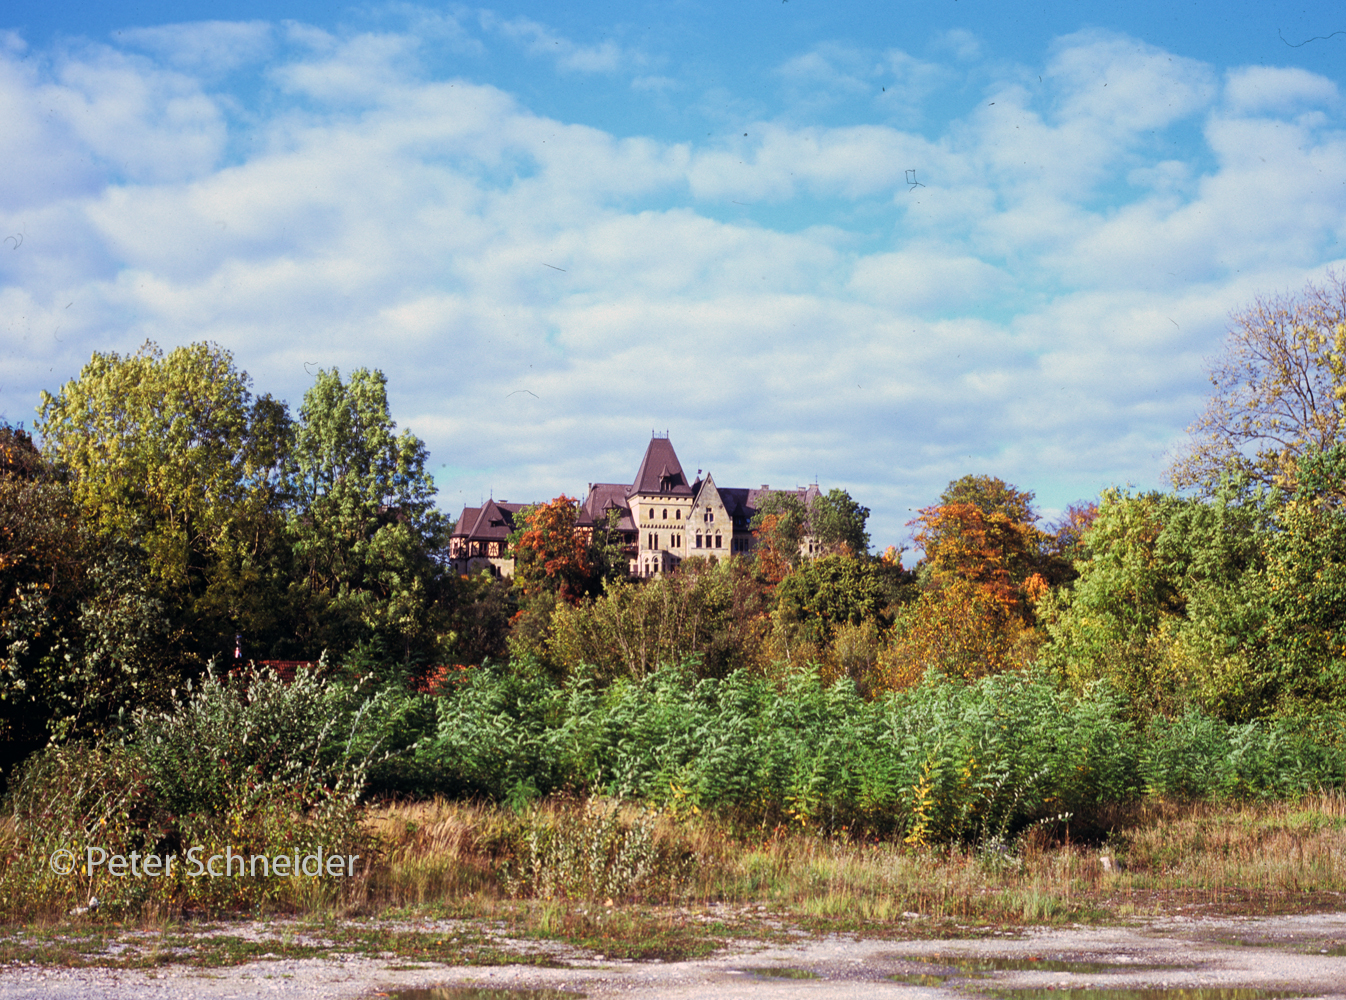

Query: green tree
1037;489;1183;709
1039;483;1276;718
774;554;890;648
1;422;177;777
37;342;290;598
35;343;292;664
1256;446;1346;712
809;488;871;556
549;559;764;680
285;367;449;663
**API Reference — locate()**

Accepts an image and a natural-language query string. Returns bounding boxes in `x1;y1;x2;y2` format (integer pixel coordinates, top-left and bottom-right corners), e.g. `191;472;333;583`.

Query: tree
35;343;292;665
1038;483;1276;719
0;424;46;480
885;578;1037;686
549;558;768;680
1037;489;1184;707
37;342;290;597
774;554;889;648
912;501;1046;616
1255;446;1346;713
1;422;177;778
809;488;871;556
940;474;1037;522
888;475;1049;685
1169;271;1346;493
284;367;449;662
508;495;592;604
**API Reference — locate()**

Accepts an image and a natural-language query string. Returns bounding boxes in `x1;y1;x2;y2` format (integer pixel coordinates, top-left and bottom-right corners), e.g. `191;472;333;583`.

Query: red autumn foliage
511;495;593;604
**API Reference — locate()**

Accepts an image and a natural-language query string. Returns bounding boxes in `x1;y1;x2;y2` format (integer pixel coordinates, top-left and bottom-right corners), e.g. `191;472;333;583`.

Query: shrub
0;665;392;919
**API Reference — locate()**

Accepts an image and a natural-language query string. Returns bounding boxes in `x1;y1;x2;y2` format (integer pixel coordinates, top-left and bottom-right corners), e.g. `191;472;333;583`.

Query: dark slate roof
628;436;692;497
577;483;636;532
450;499;525;541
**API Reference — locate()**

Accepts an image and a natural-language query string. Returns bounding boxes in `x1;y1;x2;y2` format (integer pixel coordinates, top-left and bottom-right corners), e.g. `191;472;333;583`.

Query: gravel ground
3;912;1346;1000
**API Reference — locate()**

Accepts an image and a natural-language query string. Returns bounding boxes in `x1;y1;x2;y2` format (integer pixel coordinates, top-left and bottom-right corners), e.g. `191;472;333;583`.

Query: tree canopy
810;488;871;556
284;367;450;663
36;341;289;595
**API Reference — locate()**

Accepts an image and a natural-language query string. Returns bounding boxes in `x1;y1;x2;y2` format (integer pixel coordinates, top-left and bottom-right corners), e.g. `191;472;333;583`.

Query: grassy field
3;792;1344;967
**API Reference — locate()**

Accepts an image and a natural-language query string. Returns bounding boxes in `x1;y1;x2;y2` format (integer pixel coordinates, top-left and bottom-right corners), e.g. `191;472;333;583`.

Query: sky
2;2;1344;555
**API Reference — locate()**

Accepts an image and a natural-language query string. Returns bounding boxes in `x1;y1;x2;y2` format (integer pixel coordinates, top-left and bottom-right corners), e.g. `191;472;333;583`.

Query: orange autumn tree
510;495;593;604
883;476;1048;685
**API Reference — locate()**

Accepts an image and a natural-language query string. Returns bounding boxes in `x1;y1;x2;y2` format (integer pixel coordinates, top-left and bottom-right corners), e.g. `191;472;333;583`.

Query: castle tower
627;432;693;577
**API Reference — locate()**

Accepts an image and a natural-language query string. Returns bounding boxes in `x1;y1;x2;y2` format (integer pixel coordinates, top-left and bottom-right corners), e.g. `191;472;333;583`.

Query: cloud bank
1;17;1343;548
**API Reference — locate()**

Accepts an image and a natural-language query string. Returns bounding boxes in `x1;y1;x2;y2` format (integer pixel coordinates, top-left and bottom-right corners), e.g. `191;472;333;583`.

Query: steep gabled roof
628;436;692;497
450;499;525;541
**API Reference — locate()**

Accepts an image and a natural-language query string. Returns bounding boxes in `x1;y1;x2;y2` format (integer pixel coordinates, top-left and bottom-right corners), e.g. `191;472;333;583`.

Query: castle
448;434;821;578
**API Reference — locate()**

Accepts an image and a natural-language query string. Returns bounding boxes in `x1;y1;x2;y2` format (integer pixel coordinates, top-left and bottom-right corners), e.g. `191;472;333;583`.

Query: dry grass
362;791;1346;936
6;792;1343;964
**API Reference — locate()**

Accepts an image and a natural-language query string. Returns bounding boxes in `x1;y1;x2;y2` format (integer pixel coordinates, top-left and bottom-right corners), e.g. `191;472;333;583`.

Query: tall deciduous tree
35;343;291;664
750;492;808;582
1;423;176;778
889;475;1048;684
1169;271;1346;493
285;367;448;660
508;495;591;604
36;341;290;595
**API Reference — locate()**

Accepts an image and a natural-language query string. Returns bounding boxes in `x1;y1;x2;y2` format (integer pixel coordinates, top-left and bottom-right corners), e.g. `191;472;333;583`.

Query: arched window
714;534;722;548
662;508;667;519
649;508;655;519
675;510;681;520
695;534;702;548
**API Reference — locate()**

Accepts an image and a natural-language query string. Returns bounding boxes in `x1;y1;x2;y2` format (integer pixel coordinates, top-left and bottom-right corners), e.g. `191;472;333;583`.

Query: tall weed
421;662;1345;843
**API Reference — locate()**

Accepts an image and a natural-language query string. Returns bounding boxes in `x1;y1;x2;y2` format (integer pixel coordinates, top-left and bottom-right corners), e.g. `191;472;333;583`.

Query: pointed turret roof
628;435;692;497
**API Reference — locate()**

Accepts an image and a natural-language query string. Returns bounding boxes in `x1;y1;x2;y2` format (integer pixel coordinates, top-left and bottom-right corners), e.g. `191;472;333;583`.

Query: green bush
0;665;391;919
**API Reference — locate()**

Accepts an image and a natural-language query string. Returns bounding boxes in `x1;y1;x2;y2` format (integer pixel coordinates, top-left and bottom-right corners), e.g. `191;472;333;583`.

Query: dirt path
4;912;1346;999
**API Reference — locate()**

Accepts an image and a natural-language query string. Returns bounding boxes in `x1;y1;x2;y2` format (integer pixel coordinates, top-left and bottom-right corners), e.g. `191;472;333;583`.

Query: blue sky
2;2;1345;554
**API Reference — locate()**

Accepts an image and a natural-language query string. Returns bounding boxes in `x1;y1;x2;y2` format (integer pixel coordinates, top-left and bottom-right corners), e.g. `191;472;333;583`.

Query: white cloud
1225;65;1339;115
932;29;981;62
0;42;227;187
847;250;1009;313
